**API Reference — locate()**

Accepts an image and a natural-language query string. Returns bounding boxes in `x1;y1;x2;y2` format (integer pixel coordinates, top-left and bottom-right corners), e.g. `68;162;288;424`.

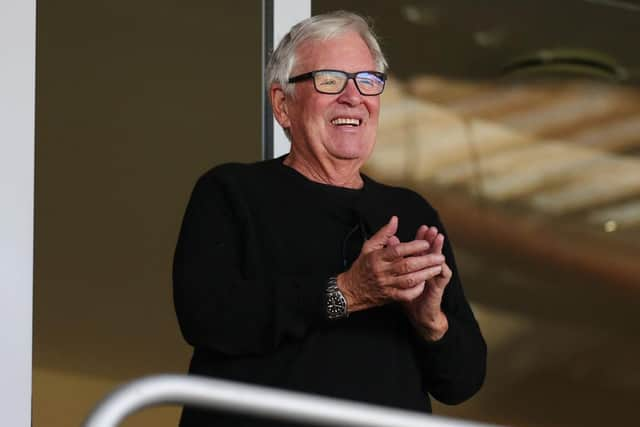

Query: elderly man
173;10;486;427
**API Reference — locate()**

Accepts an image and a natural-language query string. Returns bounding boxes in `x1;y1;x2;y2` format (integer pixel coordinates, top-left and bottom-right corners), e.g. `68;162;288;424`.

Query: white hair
266;10;388;97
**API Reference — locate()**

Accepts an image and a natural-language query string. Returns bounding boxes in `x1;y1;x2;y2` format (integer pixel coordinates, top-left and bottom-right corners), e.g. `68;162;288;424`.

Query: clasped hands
337;216;450;341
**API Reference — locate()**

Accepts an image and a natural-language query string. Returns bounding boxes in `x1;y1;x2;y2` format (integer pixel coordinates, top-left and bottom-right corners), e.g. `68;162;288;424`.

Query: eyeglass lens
315;71;384;95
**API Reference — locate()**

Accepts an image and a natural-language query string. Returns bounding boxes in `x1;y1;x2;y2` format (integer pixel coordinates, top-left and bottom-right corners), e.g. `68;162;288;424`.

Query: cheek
366;99;381;119
305;103;332;127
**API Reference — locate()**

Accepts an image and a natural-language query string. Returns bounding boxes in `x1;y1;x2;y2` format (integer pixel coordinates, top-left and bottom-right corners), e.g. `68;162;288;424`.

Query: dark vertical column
262;0;274;160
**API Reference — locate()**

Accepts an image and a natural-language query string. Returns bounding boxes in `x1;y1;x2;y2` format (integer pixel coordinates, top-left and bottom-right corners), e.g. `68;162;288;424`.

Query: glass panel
34;2;262;426
313;1;640;426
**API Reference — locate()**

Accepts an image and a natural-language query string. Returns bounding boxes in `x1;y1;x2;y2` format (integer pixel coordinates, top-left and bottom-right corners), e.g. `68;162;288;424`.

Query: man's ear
270;84;291;129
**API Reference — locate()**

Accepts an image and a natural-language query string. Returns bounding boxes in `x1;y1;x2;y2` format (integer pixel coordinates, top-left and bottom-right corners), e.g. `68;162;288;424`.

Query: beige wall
34;2;262;426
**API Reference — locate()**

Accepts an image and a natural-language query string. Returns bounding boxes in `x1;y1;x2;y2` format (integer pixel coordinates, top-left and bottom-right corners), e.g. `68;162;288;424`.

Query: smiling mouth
330;117;362;127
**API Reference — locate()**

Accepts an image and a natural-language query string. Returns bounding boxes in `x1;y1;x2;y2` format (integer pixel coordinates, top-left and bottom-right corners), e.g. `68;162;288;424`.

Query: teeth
331;117;360;126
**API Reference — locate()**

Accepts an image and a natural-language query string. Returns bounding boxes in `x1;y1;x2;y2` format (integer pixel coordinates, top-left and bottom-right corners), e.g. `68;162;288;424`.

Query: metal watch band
325;276;348;320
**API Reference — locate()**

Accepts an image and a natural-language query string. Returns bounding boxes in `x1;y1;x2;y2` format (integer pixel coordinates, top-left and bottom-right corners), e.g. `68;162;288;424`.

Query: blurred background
34;1;640;426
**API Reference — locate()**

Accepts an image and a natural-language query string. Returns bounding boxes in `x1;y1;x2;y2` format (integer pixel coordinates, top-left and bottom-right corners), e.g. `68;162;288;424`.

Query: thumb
364;216;398;252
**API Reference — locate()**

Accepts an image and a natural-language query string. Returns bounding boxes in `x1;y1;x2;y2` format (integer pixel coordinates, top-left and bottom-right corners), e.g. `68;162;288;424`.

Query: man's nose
337;78;363;105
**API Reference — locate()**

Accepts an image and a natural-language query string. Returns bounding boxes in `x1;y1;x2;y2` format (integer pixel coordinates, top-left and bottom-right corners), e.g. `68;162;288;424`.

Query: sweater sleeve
412;214;487;405
173;171;328;356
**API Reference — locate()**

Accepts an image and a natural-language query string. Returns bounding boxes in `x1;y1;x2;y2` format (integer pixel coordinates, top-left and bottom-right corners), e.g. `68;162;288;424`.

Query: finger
432;233;444;255
425;226;438;247
363;216;398;253
390;265;443;289
414;225;431;256
390;282;425;302
440;262;452;280
381;239;430;261
428;263;452;293
386;235;401;247
414;225;428;241
390;253;446;275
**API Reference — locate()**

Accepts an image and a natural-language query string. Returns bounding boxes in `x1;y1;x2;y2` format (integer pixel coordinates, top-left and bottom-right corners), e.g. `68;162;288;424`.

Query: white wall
0;0;36;425
272;0;311;157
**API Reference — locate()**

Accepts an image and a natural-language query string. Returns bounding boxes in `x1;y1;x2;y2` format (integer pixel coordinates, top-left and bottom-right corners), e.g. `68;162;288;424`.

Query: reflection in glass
314;1;640;426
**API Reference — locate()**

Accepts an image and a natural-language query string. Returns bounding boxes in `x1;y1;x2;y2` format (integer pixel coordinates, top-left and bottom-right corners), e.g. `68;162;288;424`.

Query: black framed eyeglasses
288;69;387;96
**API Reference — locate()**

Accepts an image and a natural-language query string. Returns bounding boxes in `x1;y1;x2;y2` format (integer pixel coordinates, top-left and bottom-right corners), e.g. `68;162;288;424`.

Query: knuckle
372;264;384;278
398;260;411;275
374;272;387;286
388;246;400;259
382;288;395;301
374;275;385;287
444;264;452;277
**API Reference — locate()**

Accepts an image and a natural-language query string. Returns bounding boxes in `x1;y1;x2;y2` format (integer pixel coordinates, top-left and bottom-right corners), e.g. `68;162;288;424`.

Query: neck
283;150;364;189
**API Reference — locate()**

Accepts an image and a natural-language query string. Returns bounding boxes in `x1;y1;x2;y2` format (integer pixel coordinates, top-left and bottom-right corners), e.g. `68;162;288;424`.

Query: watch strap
325;276;348;320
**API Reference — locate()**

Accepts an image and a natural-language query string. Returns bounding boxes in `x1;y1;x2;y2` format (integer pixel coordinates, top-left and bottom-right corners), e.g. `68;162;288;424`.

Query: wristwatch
325;276;348;320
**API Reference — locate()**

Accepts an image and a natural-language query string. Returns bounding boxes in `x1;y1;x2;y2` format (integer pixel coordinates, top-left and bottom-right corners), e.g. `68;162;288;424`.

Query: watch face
326;278;347;319
327;291;347;319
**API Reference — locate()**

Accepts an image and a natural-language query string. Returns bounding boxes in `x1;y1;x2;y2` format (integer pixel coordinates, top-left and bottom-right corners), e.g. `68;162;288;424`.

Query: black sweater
173;156;486;426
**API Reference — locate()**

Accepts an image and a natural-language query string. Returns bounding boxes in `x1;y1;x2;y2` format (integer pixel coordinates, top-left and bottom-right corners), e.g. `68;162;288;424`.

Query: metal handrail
83;374;496;427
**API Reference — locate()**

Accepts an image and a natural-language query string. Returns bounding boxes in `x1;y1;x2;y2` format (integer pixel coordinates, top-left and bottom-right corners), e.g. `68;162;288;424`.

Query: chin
330;148;367;161
329;140;373;161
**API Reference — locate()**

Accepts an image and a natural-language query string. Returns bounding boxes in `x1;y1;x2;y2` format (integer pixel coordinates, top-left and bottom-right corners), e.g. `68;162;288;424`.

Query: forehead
293;31;376;74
